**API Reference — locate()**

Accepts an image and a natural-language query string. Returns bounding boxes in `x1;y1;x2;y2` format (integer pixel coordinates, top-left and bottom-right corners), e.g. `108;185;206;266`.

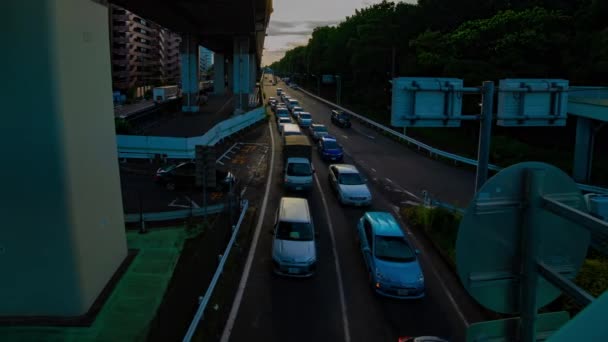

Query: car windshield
338;114;349;120
339;172;364;185
287;162;312;176
277;109;288;115
277;221;313;241
279;118;291;123
314;126;327;132
374;236;416;262
323;140;339;149
299;114;312;120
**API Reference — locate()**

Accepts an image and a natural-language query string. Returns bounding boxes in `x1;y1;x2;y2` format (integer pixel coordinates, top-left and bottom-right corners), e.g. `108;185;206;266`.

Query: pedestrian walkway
0;228;188;342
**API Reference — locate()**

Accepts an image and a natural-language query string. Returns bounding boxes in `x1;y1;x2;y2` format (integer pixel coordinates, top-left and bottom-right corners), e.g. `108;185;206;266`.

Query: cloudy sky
262;0;416;66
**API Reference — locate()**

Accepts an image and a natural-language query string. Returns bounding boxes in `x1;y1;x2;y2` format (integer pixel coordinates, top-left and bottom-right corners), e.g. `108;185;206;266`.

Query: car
290;83;299;90
331;109;352;128
268;96;276;103
276;107;290;120
271;197;317;277
277;117;293;133
357;212;425;299
328;164;371;206
155;162;236;192
309;123;329;141
276;88;283;96
269;99;278;111
281;93;290;102
291;106;303;115
296;111;313;128
318;136;344;162
398;337;449;342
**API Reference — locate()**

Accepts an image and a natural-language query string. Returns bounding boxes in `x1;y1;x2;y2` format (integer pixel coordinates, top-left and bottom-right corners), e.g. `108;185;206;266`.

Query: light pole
335;75;342;106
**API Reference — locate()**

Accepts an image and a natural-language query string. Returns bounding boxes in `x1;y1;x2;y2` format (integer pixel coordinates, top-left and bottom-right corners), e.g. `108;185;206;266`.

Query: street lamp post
335;75;341;106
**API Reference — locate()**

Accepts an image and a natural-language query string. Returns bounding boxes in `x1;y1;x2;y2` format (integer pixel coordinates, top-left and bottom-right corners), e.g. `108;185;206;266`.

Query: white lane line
220;121;276;342
371;168;377;173
342;135;349;140
390;206;470;327
186;197;200;209
217;143;239;163
216;160;225;165
314;174;351;342
385;178;393;183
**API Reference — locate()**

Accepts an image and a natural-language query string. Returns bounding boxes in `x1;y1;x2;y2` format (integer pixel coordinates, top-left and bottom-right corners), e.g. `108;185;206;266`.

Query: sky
261;0;416;66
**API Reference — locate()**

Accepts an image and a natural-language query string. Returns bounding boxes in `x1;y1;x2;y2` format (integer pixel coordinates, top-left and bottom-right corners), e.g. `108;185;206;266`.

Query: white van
272;197;317;277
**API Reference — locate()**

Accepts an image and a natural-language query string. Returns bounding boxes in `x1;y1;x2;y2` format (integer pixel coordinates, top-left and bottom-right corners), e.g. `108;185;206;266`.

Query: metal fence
182;199;250;342
297;88;608;194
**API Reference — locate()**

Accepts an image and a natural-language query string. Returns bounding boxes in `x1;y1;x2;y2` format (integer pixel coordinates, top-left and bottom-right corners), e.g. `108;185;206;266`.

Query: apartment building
109;5;181;94
199;46;214;79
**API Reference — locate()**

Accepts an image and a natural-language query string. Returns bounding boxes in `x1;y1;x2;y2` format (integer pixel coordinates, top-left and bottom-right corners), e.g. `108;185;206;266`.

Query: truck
283;135;314;192
153;85;179;103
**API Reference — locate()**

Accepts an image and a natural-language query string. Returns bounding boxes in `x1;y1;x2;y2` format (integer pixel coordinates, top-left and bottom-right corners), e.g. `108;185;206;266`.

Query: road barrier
183;199;250;342
124;203;225;223
296;87;608;194
116;106;266;159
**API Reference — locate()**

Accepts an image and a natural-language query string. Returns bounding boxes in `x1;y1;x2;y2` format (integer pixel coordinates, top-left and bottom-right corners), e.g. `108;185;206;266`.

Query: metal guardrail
116;106;266;159
296;88;608;194
183;199;250;342
124;203;225;223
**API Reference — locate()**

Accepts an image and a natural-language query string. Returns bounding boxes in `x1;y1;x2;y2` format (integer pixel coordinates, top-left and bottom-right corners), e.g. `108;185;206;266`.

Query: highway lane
225;80;486;342
290;87;477;207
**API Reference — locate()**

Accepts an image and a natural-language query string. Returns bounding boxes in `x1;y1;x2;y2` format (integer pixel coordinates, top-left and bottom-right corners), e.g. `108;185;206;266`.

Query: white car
328;164;372;206
296;112;313;128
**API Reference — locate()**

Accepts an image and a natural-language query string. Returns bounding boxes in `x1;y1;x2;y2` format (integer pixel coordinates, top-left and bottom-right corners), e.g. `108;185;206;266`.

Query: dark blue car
318;136;344;162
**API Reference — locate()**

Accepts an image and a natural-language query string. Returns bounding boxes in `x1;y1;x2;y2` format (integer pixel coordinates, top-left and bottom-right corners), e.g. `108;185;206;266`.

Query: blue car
318;136;344;162
357;212;425;299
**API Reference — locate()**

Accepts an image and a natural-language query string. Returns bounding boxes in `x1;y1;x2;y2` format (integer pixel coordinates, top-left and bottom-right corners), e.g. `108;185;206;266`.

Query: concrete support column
249;54;257;108
226;57;234;94
180;34;199;112
572;117;594;182
3;0;127;316
213;53;225;95
233;36;251;114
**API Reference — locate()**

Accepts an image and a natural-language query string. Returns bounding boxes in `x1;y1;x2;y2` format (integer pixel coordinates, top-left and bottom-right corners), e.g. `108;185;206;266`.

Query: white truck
153;85;179;103
283;135;314;192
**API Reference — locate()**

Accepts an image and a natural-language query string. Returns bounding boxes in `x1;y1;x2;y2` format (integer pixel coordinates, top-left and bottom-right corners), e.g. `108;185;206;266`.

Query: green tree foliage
269;0;608;113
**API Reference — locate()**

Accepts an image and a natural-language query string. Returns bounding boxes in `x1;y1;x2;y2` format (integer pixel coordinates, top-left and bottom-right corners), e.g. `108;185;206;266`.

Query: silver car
277;117;293;133
297;112;313;128
328;164;372;206
272;197;317;277
309;123;329;141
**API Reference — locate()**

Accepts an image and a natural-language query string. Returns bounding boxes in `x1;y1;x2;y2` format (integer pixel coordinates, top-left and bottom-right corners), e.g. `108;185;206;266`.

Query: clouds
267;19;340;37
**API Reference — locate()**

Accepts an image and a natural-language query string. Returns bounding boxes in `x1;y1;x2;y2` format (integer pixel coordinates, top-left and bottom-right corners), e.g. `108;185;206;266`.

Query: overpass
2;0;271;319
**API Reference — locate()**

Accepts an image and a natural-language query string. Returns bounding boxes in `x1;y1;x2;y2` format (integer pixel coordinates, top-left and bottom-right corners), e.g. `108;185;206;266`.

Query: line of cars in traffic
267;86;426;300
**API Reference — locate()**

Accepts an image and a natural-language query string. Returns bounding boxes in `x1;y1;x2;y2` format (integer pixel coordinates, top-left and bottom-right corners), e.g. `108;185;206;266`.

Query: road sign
466;311;569;342
456;162;590;314
195;145;216;188
497;79;569;126
391;77;464;127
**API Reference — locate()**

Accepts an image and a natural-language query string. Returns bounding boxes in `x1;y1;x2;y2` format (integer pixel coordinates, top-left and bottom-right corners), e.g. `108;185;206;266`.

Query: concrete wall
1;0;127;316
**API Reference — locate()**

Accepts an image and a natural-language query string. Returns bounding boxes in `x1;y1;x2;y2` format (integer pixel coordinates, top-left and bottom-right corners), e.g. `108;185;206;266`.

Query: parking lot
119;140;269;214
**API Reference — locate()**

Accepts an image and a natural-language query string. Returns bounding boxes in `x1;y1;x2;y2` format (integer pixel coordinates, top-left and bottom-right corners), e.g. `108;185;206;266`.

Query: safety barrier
116;106;266;159
297;88;608;194
182;199;249;341
124;203;225;223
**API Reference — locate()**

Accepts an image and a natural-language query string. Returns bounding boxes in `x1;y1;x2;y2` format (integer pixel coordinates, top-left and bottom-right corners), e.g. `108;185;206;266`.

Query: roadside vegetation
269;0;608;186
402;205;608;316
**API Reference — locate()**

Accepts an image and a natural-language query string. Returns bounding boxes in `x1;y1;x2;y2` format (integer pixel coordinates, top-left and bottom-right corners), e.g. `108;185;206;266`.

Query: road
223;80;488;342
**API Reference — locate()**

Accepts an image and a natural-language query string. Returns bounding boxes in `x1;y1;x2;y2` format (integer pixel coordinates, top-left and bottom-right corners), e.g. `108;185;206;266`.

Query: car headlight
418;274;424;284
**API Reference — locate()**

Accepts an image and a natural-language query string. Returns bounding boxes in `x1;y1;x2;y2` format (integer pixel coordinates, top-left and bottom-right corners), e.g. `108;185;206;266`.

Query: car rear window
287;162;312;176
277;221;313;241
314;126;327;132
323;140;339;149
339;172;364;185
299;114;312;120
374;236;415;262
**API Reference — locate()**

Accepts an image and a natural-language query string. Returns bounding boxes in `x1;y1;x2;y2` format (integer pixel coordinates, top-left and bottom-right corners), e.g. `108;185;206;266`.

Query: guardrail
183;199;249;342
296;87;608;194
124;203;225;223
116;106;266;159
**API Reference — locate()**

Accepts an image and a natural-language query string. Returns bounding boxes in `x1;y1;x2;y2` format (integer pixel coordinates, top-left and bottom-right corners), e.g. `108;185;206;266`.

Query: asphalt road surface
223;80;488;342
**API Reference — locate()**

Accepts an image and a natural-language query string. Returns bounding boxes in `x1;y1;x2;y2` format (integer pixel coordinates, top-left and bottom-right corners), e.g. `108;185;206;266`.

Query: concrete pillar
233;36;251;114
249;54;257;107
3;0;127;316
226;57;234;93
213;53;225;95
572;117;594;182
180;34;199;112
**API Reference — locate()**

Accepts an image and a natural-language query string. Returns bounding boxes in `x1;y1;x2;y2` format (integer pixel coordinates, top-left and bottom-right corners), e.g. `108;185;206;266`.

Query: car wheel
166;182;176;191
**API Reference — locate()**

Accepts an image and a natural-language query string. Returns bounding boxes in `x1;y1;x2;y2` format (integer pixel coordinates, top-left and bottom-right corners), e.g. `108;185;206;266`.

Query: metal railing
182;199;250;342
116;106;266;159
296;88;608;194
124;203;225;223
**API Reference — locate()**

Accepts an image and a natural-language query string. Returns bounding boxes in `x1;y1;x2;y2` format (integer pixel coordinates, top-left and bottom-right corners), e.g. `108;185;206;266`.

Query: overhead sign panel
391;77;464;127
497;79;569;127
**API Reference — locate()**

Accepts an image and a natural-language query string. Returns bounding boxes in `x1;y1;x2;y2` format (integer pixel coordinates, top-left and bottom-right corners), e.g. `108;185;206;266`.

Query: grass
402;205;608;316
